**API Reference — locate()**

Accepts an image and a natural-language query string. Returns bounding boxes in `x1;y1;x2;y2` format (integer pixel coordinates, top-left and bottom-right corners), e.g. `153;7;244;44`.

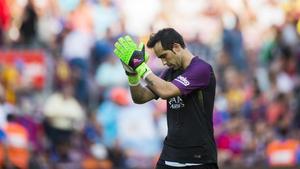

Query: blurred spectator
0;85;8;128
90;28;115;74
187;34;214;64
259;26;278;66
95;87;129;168
117;102;161;169
19;0;38;47
53;57;71;90
0;65;20;104
217;117;244;166
36;0;62;49
62;29;93;105
95;56;127;90
266;93;289;126
0;114;30;169
61;0;96;106
243;120;273;167
152;99;167;141
224;67;246;115
96;87;128;148
92;0;119;39
241;78;267;122
68;0;93;35
0;0;10;46
118;0;160;36
222;13;248;72
82;112;114;169
43;83;85;164
14;95;44;152
57;0;80;16
0;64;20;104
294;86;300;129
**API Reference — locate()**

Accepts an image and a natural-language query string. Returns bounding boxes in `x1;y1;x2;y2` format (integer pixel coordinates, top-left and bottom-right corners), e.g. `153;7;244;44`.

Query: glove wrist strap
142;70;152;80
136;63;152;79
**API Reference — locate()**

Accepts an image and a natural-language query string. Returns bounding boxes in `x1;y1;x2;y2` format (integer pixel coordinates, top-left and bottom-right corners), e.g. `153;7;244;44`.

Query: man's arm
144;73;181;100
129;84;157;104
129;72;181;103
113;35;180;100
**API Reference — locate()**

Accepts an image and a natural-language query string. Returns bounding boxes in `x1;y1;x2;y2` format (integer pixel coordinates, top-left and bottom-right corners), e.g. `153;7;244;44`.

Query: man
114;28;218;169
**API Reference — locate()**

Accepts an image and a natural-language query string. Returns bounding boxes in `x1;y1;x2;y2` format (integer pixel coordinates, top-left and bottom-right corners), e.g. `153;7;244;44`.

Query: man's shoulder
191;56;211;67
188;57;212;73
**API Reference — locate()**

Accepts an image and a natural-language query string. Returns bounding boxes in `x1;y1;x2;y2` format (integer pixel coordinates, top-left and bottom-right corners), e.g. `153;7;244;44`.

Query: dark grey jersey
160;57;217;164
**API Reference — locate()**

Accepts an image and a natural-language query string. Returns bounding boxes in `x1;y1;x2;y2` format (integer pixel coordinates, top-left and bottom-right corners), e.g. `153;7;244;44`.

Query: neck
181;50;194;69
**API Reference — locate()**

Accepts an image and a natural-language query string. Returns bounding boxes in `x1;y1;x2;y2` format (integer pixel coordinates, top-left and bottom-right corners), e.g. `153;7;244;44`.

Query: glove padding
119;43;149;76
114;35;151;78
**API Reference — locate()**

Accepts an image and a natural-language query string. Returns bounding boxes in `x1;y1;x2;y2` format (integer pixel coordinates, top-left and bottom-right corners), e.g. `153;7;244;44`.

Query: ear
172;43;181;53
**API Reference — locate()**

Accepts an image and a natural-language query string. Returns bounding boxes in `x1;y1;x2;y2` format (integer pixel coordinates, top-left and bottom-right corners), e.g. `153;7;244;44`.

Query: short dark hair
146;28;185;50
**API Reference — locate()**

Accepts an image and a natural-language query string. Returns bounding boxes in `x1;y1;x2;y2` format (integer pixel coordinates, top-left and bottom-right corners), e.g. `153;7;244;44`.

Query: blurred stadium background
0;0;300;168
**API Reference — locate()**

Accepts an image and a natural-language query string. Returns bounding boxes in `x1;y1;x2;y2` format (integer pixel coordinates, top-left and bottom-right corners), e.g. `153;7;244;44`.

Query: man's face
153;42;182;70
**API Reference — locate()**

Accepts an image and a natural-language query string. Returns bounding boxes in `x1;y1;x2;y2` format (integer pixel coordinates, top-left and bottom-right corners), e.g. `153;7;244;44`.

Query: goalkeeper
114;28;219;169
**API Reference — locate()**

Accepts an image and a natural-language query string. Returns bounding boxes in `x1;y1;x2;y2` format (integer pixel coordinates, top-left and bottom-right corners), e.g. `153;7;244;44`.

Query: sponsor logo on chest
169;96;185;109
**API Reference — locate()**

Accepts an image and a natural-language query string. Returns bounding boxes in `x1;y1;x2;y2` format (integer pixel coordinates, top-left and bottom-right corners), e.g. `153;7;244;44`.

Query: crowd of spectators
0;0;300;168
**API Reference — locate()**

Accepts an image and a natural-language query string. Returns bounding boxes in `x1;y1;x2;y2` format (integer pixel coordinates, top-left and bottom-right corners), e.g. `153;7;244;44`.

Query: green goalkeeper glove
115;37;150;86
114;35;152;79
119;42;150;76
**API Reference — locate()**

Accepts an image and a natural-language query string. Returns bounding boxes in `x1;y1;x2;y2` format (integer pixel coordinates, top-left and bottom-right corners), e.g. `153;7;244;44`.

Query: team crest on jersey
174;75;190;86
169;96;185;109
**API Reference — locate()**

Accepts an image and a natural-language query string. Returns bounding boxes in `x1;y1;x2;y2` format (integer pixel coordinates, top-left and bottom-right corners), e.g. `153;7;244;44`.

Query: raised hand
114;35;152;79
